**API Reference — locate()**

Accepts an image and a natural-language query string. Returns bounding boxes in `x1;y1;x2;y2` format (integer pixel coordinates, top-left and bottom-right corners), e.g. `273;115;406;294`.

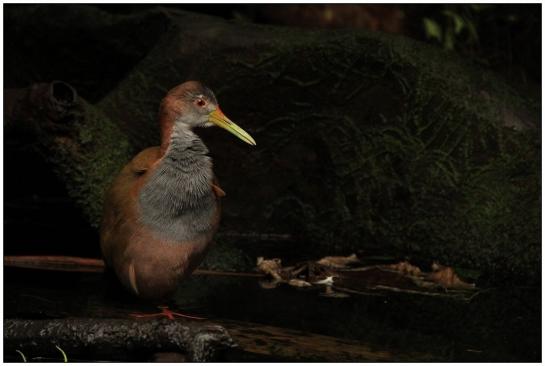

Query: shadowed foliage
4;5;540;282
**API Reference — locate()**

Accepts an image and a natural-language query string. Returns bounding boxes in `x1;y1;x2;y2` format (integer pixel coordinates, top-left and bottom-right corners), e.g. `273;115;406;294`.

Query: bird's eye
196;99;206;107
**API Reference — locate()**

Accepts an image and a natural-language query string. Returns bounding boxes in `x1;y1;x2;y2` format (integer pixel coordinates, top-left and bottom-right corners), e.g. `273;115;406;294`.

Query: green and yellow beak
208;108;256;146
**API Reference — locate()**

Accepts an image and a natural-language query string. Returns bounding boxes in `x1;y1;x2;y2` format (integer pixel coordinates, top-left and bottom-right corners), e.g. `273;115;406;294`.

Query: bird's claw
130;306;205;320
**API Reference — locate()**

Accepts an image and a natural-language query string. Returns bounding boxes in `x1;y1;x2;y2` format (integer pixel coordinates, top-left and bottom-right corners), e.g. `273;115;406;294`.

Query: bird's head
161;81;256;146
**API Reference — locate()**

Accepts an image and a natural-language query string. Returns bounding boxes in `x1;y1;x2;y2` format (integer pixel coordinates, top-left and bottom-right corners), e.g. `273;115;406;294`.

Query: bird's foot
130;306;205;320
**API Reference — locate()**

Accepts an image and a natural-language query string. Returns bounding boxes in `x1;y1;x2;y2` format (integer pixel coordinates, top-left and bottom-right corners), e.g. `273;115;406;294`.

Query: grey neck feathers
139;124;216;242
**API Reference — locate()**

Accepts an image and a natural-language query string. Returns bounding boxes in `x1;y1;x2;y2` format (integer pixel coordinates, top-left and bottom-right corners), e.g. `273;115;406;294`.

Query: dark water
4;267;541;362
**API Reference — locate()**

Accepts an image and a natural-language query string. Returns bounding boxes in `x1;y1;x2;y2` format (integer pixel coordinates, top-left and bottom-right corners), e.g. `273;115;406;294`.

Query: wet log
219;319;437;362
4;5;540;281
3;317;436;362
3;255;265;278
4;318;235;362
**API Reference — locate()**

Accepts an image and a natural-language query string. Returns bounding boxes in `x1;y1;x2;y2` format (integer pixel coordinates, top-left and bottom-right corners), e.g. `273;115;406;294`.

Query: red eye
197;99;206;107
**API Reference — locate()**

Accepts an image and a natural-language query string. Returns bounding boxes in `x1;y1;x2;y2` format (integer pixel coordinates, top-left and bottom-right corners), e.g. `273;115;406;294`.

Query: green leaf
423;18;442;42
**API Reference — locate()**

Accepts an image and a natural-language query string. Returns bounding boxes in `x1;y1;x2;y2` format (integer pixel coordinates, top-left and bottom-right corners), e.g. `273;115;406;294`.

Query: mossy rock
95;8;539;280
5;5;540;280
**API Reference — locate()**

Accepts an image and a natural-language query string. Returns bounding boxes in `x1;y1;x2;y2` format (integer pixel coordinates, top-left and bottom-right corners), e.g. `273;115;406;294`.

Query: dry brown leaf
428;262;475;290
385;261;422;276
317;253;359;268
256;257;283;280
288;279;312;287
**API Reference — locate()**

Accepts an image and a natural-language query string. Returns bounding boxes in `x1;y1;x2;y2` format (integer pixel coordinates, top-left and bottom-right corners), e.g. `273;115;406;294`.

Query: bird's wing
129;146;162;175
211;177;226;198
100;146;161;267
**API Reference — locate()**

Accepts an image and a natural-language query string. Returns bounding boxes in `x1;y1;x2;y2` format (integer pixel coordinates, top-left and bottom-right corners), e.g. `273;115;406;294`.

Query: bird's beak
208;108;256;146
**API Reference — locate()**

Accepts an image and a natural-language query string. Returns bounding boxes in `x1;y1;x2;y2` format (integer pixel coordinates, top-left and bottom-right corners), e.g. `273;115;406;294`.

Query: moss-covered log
4;318;235;362
4;82;131;225
4;5;540;281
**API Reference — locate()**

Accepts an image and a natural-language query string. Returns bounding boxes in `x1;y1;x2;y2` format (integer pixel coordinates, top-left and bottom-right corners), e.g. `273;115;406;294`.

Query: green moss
24;8;538;280
44;100;132;227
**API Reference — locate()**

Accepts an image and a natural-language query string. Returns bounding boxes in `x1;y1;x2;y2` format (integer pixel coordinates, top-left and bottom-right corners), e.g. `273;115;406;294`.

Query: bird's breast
137;155;218;243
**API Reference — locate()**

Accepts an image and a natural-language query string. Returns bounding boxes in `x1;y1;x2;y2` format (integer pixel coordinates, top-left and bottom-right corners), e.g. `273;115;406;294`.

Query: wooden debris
3;255;265;278
256;257;313;289
4;256;105;273
4;318;235;362
255;256;477;299
5;255;477;298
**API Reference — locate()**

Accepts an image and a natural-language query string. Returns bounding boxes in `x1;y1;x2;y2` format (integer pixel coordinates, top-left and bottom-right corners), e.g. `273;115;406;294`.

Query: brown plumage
100;81;255;300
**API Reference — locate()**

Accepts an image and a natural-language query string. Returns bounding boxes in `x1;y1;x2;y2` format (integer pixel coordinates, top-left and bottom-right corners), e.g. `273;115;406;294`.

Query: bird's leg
130;306;205;320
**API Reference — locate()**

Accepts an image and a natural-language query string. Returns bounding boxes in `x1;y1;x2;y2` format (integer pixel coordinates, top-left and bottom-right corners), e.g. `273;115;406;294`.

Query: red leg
130;306;205;320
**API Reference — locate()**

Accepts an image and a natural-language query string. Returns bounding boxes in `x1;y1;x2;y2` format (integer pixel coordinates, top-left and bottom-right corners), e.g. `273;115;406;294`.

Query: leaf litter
256;254;477;300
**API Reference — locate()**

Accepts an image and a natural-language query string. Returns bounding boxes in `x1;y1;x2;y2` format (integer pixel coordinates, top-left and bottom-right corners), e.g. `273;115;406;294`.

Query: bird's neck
159;108;178;156
138;121;216;241
151;122;214;202
163;123;209;162
157;108;210;171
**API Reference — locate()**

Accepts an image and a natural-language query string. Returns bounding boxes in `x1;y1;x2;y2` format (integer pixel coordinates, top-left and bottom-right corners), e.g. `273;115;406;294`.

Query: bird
99;81;255;310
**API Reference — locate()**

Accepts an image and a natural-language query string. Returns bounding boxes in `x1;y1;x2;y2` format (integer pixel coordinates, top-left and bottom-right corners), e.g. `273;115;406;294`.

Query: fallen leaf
428;262;475;290
256;257;283;280
313;276;335;285
288;279;312;287
385;261;422;276
317;254;360;268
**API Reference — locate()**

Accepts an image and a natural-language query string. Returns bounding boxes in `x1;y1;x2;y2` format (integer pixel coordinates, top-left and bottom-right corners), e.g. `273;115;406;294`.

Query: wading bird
100;81;255;317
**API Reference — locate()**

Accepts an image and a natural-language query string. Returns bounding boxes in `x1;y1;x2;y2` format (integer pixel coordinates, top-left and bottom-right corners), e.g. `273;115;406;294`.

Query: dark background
4;3;541;259
3;4;541;362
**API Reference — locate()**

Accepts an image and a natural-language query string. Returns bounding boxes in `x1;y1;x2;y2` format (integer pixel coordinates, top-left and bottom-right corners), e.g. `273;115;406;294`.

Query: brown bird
100;81;255;305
